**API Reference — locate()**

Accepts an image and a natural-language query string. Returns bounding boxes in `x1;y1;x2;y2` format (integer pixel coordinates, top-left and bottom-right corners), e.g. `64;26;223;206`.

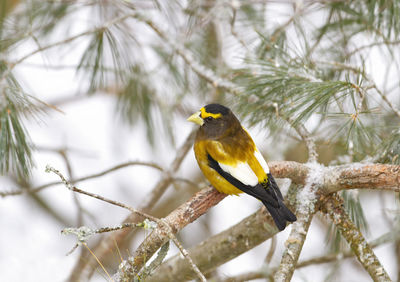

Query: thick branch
322;194;391;282
115;186;226;280
145;206;281;282
325;163;400;193
270;162;400;194
221;227;400;281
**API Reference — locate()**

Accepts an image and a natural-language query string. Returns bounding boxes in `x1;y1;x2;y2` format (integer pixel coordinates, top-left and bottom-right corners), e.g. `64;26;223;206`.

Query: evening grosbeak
188;104;296;231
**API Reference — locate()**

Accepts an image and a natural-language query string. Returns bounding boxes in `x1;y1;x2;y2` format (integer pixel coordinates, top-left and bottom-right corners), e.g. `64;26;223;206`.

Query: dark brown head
187;104;241;139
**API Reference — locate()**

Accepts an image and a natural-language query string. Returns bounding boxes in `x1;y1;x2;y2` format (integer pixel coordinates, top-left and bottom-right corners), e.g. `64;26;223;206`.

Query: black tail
263;174;297;231
263;199;297;231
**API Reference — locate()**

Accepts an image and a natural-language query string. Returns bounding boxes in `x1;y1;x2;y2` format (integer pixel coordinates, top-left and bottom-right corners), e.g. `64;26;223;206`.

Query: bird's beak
187;111;204;126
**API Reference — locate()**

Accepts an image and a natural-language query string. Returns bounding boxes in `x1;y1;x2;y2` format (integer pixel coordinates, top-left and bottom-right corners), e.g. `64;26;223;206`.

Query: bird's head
187;104;240;139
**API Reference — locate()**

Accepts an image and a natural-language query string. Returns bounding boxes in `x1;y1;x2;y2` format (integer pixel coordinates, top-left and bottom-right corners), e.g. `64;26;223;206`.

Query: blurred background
0;0;399;281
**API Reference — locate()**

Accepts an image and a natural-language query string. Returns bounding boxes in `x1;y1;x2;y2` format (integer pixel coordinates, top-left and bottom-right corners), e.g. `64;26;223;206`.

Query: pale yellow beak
187;111;204;126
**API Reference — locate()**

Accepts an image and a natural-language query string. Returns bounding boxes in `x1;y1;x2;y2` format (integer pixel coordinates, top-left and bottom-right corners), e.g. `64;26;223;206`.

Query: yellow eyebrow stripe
200;107;222;119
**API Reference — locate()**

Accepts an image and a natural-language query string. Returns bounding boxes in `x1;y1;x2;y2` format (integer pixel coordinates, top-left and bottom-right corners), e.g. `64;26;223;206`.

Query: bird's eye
205;116;213;122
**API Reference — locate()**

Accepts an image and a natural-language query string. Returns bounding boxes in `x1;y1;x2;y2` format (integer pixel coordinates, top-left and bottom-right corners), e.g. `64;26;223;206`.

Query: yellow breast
194;141;243;195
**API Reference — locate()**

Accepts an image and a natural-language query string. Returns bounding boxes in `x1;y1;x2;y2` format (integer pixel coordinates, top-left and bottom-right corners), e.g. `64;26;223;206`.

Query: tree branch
45;165;159;223
296;225;400;268
115;186;225;281
274;164;322;281
221;226;400;281
144;205;281;282
324;163;400;193
321;193;391;281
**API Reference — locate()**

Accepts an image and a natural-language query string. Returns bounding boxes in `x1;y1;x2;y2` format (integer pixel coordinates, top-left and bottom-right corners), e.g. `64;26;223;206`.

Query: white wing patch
219;162;258;186
254;150;270;173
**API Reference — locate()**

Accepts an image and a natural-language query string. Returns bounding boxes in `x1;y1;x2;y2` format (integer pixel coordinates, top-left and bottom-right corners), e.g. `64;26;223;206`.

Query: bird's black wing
207;153;279;208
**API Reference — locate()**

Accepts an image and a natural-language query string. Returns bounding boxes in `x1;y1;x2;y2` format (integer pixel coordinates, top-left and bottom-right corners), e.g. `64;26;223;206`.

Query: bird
187;103;296;231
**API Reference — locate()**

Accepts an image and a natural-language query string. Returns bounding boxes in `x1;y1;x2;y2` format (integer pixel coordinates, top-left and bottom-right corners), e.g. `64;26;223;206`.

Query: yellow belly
205;169;243;195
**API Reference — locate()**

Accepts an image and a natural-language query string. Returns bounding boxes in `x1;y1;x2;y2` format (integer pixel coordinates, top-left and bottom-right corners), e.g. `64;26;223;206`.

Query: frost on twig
61;219;157;247
322;193;391;282
62;226;94;244
274;163;324;282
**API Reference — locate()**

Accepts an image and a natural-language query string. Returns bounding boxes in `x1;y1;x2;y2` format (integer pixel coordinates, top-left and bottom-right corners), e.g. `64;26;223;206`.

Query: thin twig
62;223;140;239
1;160;163;197
59;149;84;226
292;123;318;163
45;165;159;222
168;233;207;282
373;84;400;119
315;59;400;120
70;130;197;281
346;40;400;58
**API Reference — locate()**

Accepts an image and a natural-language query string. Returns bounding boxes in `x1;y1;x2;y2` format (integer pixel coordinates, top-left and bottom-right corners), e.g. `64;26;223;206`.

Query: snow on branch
274;163;323;281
